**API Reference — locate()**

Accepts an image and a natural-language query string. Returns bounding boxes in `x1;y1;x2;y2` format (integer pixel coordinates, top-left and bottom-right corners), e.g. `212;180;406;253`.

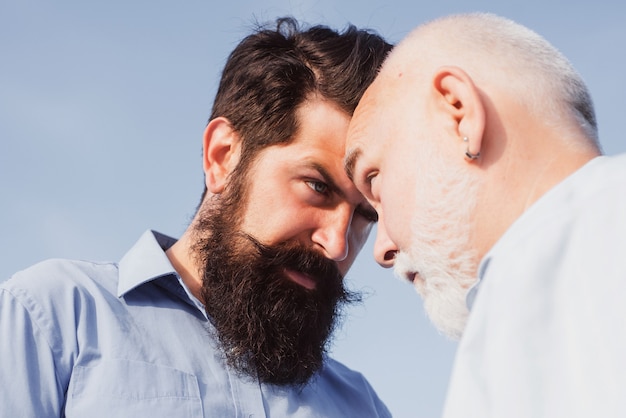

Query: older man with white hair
346;12;626;418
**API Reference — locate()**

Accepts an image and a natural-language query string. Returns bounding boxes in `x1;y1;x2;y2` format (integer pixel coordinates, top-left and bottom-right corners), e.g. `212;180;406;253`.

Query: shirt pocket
66;359;202;418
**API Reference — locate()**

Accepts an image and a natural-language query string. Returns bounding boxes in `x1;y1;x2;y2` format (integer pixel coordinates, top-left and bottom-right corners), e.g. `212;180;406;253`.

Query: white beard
392;164;480;340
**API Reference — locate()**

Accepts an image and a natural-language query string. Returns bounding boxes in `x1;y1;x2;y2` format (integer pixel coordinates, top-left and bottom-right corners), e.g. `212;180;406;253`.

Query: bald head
344;13;602;338
382;12;598;146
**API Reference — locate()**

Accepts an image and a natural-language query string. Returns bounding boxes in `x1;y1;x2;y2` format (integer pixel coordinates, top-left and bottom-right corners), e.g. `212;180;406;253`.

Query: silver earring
463;136;480;160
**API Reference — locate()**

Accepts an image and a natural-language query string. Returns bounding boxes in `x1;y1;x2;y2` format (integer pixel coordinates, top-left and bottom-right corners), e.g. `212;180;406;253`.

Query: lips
284;269;317;290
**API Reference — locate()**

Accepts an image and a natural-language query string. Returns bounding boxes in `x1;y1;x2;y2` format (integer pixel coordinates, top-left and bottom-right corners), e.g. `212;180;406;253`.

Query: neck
471;131;599;267
522;147;599;211
166;231;204;300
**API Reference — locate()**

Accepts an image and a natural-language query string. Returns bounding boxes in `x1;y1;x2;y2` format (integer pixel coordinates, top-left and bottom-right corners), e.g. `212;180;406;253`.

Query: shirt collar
465;256;491;311
117;230;179;297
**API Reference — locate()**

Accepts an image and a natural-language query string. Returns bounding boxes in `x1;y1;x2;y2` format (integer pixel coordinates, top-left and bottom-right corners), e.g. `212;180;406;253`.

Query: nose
373;219;397;268
311;207;351;262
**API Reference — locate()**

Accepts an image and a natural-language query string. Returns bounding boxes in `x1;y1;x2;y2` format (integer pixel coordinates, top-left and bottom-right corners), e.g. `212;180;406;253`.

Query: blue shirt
1;230;391;417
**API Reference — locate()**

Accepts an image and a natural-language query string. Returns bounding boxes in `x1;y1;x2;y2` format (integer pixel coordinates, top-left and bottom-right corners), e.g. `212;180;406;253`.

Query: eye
306;180;330;195
358;171;378;198
365;171;378;186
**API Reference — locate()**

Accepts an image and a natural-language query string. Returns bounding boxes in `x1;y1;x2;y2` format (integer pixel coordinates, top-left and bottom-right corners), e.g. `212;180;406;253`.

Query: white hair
387;12;599;149
392;141;480;340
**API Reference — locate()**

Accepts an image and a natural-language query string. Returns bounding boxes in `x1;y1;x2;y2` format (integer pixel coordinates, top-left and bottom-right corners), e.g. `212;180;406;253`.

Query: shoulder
487;155;626;270
321;357;372;388
4;257;117;288
464;155;626;382
2;258;118;314
567;154;626;213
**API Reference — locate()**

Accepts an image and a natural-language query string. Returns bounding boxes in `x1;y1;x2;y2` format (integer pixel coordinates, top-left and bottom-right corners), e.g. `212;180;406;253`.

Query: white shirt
444;154;626;418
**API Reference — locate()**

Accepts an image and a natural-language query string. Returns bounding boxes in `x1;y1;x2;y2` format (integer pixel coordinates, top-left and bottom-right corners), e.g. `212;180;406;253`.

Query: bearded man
1;18;392;417
346;12;626;418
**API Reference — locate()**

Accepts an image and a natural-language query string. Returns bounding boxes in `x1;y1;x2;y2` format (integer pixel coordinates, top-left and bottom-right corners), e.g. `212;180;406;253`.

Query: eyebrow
343;147;361;183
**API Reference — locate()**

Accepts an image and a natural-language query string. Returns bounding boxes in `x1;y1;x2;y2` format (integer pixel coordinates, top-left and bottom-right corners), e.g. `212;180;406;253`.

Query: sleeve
1;285;65;417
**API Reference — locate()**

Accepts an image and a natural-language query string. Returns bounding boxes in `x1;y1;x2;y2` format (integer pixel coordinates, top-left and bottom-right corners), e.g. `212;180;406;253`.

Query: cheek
240;192;304;243
379;176;416;249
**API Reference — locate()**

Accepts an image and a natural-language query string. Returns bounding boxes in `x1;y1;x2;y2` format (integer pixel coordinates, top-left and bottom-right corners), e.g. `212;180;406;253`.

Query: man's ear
432;66;486;158
202;117;241;193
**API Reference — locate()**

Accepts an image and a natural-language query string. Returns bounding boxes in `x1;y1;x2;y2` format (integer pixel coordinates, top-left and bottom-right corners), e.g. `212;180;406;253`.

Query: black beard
193;198;359;386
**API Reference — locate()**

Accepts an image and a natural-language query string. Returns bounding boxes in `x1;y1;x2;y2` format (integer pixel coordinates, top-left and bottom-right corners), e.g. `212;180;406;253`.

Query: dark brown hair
199;17;392;204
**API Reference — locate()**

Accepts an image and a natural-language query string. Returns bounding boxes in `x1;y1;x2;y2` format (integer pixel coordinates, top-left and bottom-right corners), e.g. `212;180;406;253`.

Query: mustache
198;226;361;384
240;232;344;287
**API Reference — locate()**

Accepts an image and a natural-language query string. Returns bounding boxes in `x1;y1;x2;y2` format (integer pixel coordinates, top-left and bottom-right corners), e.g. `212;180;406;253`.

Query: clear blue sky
2;1;625;417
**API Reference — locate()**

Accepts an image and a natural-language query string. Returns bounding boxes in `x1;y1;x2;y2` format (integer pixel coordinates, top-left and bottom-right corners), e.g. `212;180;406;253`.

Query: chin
422;295;468;340
394;250;473;340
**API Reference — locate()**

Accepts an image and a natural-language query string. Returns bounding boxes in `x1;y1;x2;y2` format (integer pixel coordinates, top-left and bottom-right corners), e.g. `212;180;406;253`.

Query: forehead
345;80;392;175
255;99;350;170
284;98;351;163
260;98;367;201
